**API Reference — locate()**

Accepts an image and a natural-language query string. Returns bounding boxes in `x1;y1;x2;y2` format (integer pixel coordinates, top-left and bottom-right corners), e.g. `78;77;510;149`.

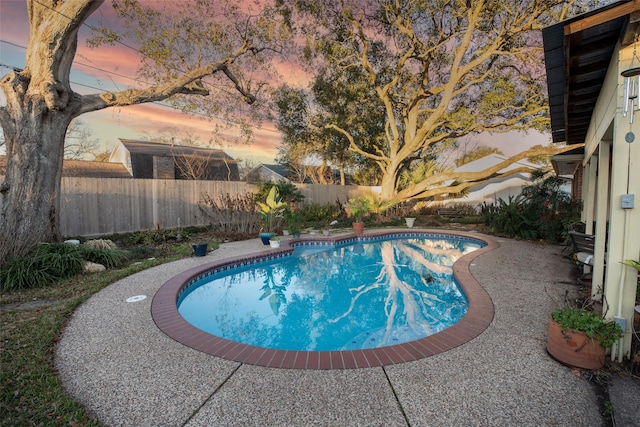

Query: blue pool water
178;235;483;352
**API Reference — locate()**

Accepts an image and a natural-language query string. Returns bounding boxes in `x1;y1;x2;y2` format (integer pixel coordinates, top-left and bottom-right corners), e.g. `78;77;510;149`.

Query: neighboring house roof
248;163;345;184
60;159;132;178
0;155;132;178
247;164;292;182
110;138;239;180
116;138;236;161
260;164;291;180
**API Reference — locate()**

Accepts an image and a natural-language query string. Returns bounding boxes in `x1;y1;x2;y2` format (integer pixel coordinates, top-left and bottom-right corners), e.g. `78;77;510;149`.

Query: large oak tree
292;0;585;203
0;0;289;262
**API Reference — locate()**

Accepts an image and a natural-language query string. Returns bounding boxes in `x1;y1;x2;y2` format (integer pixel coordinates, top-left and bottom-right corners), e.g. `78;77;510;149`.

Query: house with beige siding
543;0;640;361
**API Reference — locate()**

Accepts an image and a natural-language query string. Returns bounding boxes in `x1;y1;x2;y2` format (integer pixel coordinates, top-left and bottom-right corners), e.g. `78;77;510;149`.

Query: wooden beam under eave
564;0;640;35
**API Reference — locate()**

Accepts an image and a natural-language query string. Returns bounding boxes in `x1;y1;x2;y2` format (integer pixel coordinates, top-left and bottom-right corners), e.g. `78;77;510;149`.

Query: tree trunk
0;111;71;261
379;163;399;200
0;0;273;263
0;0;94;262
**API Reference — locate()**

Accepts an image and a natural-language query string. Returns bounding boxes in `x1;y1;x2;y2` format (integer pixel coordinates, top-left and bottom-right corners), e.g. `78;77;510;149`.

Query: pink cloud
84;103;279;164
0;1;282;164
74;44;141;85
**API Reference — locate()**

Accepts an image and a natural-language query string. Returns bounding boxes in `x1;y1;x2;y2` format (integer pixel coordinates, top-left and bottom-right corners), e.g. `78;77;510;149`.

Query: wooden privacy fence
38;177;374;237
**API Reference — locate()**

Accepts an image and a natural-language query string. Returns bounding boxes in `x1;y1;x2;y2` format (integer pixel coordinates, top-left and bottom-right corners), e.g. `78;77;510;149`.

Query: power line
1;39;244;101
0;41;279;134
0;40;26;50
28;0;244;94
15;0;275;125
0;62;23;72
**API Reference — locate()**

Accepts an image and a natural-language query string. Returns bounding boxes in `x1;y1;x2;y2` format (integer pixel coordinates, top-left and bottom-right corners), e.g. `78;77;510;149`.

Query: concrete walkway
55;231;638;426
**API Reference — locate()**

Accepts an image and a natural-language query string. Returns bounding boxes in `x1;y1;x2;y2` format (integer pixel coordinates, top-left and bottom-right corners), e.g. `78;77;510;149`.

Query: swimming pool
152;230;496;369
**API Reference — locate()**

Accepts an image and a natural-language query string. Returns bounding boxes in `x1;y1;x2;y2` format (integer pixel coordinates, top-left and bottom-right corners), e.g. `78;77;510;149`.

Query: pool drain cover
126;295;147;303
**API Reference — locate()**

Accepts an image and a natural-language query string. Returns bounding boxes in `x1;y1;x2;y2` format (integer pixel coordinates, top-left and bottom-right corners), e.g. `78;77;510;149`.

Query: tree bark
0;112;73;259
0;0;100;261
0;0;265;262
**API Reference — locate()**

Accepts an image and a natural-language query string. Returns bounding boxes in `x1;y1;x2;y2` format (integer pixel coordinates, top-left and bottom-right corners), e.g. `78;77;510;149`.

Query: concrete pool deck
56;229;638;426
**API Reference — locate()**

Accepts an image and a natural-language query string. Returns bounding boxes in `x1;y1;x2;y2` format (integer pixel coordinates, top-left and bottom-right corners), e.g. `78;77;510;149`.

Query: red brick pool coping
151;230;497;369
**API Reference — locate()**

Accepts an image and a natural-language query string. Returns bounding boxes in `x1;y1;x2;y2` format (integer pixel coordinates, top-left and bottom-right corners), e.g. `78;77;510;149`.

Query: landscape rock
83;261;106;273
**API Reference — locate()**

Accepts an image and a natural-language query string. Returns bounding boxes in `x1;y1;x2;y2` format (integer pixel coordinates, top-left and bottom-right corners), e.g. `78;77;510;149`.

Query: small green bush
0;242;128;292
551;307;624;348
0;256;57;291
80;246;129;268
31;243;85;278
484;195;537;239
0;243;84;291
255;181;305;205
298;202;343;224
482;173;582;242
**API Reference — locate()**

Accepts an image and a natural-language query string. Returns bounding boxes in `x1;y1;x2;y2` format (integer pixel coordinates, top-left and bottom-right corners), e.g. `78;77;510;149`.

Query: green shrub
298;202;343;224
0;243;84;291
32;243;85;278
551;307;624;348
0;256;57;291
0;242;128;292
484;195;537;239
482;173;582;242
80;246;129;268
520;174;582;242
255;181;305;205
283;209;303;234
128;231;148;246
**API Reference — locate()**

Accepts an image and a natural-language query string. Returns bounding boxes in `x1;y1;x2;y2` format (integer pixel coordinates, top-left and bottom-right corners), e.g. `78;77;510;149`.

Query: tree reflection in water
178;236;482;351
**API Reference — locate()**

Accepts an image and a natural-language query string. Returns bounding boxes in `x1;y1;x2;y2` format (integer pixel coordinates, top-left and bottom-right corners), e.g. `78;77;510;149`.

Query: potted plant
257;186;287;245
284;209;303;238
321;220;338;236
289;223;301;238
401;201;417;228
346;196;372;235
269;235;281;248
547;306;624;369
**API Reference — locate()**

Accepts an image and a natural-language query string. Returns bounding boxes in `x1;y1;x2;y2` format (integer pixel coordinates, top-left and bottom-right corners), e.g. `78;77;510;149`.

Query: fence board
0;176;377;238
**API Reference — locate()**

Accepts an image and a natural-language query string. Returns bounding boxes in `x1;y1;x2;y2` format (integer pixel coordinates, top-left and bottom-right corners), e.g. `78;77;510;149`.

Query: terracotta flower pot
352;222;365;235
547;319;606;369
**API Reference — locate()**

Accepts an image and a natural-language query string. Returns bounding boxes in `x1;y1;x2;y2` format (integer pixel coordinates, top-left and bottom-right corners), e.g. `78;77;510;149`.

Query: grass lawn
0;237;217;426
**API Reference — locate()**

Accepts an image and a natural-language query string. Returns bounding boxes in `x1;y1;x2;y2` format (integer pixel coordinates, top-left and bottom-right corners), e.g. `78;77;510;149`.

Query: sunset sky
0;0;551;167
